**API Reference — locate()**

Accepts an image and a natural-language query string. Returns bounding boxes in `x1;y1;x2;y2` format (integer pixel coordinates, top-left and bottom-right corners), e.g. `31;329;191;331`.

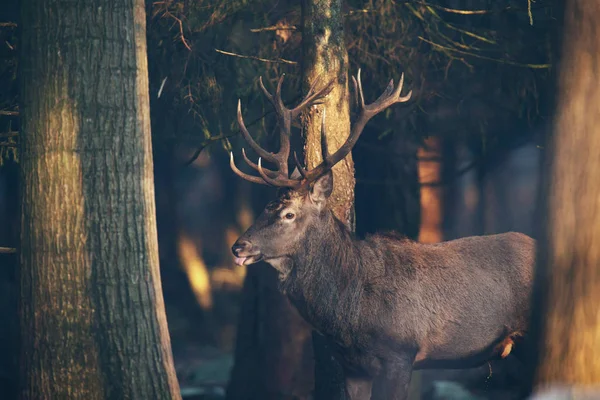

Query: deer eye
284;212;295;220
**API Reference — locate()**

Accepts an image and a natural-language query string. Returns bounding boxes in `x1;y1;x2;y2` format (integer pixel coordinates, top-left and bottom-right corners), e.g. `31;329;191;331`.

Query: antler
230;69;412;188
300;68;412;182
230;74;334;187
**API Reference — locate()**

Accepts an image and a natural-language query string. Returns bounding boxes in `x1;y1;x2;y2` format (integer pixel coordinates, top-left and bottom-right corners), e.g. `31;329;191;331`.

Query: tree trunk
18;0;181;398
302;0;353;226
302;0;352;399
227;261;315;400
418;137;444;244
528;0;600;394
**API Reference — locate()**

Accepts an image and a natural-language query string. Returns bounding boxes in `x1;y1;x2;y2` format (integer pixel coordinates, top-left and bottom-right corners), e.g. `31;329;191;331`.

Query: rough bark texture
19;0;181;398
529;0;600;390
302;1;353;399
302;0;354;228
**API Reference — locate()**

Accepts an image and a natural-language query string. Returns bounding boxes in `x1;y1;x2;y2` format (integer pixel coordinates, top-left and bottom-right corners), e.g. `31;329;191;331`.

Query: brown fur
232;172;535;400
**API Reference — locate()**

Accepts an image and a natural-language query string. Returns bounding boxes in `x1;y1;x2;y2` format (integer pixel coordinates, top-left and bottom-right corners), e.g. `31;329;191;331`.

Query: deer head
230;70;412;272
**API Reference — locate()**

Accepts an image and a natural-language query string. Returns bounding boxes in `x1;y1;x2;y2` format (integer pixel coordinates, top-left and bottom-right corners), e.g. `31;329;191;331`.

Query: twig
215;49;297;65
162;9;192;51
0;247;16;254
414;2;491;15
0;22;17;28
419;37;551;69
184;134;236;167
0;110;18;116
250;25;298;33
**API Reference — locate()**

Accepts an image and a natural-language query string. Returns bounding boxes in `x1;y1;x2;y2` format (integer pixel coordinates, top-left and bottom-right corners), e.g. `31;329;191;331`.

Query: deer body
229;71;535;399
282;214;534;376
233;178;535;399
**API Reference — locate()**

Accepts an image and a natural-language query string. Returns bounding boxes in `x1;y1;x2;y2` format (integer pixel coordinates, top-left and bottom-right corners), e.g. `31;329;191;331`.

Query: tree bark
302;1;352;399
18;0;181;398
302;0;354;227
528;0;600;393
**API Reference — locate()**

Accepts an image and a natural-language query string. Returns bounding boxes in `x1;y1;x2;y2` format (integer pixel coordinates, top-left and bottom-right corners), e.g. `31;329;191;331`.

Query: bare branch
215;49;297;65
419;37;551;69
183;134;235;167
0;110;18;116
0;247;16;254
250;25;298;33
416;2;491;15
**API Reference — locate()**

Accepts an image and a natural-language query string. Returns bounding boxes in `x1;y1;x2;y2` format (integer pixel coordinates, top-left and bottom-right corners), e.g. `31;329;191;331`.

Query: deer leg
345;374;373;400
378;357;414;400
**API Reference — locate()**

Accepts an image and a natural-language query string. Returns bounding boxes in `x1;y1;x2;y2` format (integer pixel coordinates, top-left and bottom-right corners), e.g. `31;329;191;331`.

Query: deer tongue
234;257;247;266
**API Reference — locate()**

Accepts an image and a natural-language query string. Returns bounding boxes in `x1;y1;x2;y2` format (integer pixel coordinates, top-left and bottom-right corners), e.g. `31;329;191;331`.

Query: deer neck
282;211;364;342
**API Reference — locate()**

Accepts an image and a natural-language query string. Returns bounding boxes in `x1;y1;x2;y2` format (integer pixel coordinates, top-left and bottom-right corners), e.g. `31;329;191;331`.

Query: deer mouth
234;253;263;266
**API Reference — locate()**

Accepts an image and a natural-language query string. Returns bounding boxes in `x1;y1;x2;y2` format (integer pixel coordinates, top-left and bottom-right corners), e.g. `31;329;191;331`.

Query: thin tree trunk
302;0;354;226
408;137;446;400
418;137;444;244
302;1;352;399
528;0;600;394
19;0;181;398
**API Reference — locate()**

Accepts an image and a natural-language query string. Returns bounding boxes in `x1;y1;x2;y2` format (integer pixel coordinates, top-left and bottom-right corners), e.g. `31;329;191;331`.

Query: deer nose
232;240;252;256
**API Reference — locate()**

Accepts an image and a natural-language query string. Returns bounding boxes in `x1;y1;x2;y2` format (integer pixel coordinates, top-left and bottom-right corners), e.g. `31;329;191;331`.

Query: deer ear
290;167;302;180
309;170;333;206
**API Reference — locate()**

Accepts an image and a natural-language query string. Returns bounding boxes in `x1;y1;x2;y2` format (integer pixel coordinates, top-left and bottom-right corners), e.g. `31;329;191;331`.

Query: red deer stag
229;71;535;400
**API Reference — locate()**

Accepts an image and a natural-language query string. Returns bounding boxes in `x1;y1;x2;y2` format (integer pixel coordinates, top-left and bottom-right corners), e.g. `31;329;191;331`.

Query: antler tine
293;152;308;179
258;76;274;104
320;108;329;159
257;158;302;188
356;68;366;108
397;73;413;102
237;100;278;163
230;152;269;185
364;72;412;115
241;148;279;178
304;69;412;182
274;74;286;111
289;76;335;118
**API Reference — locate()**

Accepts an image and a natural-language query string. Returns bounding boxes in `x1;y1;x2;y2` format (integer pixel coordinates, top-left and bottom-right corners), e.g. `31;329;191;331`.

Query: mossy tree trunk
18;0;181;398
302;0;353;399
528;0;600;394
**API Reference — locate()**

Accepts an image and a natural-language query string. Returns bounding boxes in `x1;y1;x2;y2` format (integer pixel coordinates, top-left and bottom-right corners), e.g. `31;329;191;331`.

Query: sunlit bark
19;0;181;398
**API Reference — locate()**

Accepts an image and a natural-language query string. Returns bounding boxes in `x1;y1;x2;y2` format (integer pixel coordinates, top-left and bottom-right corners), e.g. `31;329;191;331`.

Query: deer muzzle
231;239;262;265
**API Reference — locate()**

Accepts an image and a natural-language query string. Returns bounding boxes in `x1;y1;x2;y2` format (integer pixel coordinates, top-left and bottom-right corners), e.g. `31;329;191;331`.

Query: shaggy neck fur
280;210;368;343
